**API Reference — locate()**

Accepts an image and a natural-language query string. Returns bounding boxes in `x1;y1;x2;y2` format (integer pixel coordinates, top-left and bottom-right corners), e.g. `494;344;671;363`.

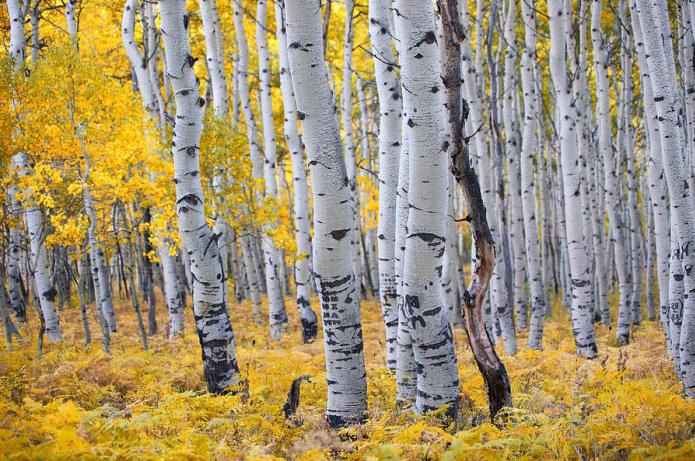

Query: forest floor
0;291;693;460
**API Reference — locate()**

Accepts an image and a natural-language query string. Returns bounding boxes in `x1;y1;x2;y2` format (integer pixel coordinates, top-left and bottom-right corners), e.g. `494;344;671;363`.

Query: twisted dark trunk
438;0;512;421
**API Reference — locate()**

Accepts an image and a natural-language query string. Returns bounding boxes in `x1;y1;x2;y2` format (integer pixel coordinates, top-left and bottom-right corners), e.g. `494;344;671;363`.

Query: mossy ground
0;290;693;460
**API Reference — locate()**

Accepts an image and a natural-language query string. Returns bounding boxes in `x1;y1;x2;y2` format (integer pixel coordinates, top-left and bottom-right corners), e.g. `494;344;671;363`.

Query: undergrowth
0;292;693;460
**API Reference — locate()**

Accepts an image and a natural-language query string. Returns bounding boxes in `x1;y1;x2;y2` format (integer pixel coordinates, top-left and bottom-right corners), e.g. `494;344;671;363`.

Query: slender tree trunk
241;235;263;324
630;0;672;349
286;0;367;427
256;0;289;339
439;0;512;421
115;203;149;350
6;0;26;69
159;0;240;394
592;0;631;346
274;0;318;342
7;187;26;323
12;154;62;342
518;1;545;334
78;252;92;349
394;0;459;416
0;261;22;346
636;0;695;396
486;0;516;355
232;0;263;180
368;0;401;369
549;0;597;356
341;0;363;302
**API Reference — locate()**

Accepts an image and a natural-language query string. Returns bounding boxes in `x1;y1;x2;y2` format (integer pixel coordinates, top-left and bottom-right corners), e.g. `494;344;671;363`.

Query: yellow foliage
0;294;693;460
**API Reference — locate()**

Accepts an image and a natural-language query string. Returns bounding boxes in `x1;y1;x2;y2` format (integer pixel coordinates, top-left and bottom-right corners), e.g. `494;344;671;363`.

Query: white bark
592;0;631;346
395;0;458;414
7;0;27;324
12;153;62;342
274;0;318;342
393;5;415;405
341;0;362;301
256;0;288;340
6;0;26;70
7;187;25;322
232;0;263;180
636;0;695;397
159;244;184;338
241;235;263;323
504;0;527;335
286;0;367;426
159;0;239;393
620;7;644;326
630;0;671;344
65;0;77;39
550;0;597;357
83;184;117;333
368;0;401;369
519;1;545;330
123;0;184;335
356;78;380;298
199;0;228;116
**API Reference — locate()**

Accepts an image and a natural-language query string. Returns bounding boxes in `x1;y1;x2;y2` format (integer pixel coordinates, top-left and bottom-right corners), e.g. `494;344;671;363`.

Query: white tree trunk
199;0;228;116
356;78;380;298
7;188;25;322
6;0;26;69
232;0;263;180
341;0;362;301
12;153;62;342
368;0;401;369
592;0;631;346
620;8;644;327
636;0;695;397
7;0;27;324
240;235;263;323
123;0;184;335
83;184;117;333
159;244;184;338
519;1;547;335
395;0;458;414
65;0;77;38
286;0;367;426
550;0;597;357
159;0;239;394
274;0;319;342
255;0;288;340
630;0;671;345
504;0;527;333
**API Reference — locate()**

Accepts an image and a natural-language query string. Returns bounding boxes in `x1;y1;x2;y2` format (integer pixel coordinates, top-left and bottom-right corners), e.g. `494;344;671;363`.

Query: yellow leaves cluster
358;175;379;232
3;39;167;251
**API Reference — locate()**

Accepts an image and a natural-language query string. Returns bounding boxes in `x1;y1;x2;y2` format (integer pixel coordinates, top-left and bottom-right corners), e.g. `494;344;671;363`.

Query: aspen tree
368;0;401;369
549;0;597;356
629;0;671;345
592;0;632;346
341;0;363;301
274;0;319;342
12;154;62;342
394;0;459;415
636;0;695;397
159;0;240;394
519;0;547;348
286;0;368;426
232;0;264;322
256;0;289;339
